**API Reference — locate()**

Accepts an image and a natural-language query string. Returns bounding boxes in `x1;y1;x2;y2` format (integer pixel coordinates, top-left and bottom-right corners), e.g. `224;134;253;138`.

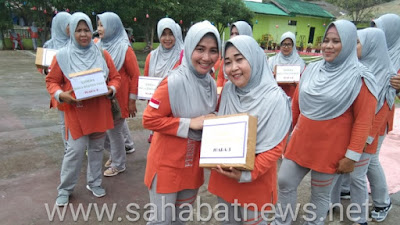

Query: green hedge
131;42;159;51
3;38;43;50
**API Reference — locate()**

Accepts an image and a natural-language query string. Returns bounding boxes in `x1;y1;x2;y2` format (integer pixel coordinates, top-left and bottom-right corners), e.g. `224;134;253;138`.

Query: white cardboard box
35;47;57;68
138;76;163;100
69;68;108;100
275;65;301;83
200;113;257;170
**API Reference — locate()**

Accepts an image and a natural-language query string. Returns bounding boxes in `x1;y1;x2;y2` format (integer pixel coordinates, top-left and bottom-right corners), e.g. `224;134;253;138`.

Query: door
308;27;315;44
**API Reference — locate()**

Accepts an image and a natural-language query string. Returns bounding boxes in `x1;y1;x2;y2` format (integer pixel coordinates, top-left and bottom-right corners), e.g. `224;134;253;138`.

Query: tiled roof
272;0;335;18
244;1;289;16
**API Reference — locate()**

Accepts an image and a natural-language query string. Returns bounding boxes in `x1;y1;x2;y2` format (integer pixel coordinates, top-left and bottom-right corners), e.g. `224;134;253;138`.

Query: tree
326;0;392;23
168;0;253;37
211;0;253;35
3;0;253;50
0;0;13;49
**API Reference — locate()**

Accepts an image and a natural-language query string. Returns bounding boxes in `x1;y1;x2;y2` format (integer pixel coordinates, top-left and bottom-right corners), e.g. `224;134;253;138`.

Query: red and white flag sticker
149;98;160;109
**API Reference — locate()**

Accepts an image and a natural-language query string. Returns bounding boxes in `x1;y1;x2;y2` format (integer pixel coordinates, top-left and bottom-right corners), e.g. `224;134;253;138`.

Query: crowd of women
43;10;400;225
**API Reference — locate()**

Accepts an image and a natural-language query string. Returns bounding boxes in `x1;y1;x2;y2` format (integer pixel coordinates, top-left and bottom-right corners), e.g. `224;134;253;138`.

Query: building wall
222;13;333;49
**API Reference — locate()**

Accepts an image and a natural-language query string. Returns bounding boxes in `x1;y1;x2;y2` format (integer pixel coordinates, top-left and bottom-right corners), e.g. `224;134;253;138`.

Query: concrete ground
0;50;399;225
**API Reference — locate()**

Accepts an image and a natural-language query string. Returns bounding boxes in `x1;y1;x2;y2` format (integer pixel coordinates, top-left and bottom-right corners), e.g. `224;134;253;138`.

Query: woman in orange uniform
273;20;377;225
43;12;71;152
366;13;400;222
144;17;184;143
208;35;291;224
142;21;220;224
268;31;305;99
216;21;253;92
96;12;140;176
331;27;395;225
46;12;120;206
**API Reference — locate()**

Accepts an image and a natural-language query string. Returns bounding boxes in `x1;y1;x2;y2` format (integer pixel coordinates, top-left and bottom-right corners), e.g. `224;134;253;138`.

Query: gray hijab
268;31;305;72
231;21;253;37
299;20;377;120
97;12;130;71
168;21;220;141
43;12;71;49
372;14;400;72
175;23;184;47
358;28;397;111
56;12;109;80
223;21;253;80
219;35;291;153
149;18;184;78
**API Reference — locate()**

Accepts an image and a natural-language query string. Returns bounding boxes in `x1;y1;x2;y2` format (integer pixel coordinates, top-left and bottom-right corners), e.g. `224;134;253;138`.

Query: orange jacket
365;102;390;154
286;81;377;174
209;135;288;209
116;48;140;118
46;50;121;140
216;59;227;88
28;27;39;38
142;78;204;193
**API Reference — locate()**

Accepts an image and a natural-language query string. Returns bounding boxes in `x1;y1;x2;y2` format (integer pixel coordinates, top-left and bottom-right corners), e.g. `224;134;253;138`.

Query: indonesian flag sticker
149;98;160;109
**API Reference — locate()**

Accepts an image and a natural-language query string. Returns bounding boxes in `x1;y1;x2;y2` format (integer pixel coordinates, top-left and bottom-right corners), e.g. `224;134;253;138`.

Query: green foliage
0;0;13;31
2;0;253;50
326;0;393;22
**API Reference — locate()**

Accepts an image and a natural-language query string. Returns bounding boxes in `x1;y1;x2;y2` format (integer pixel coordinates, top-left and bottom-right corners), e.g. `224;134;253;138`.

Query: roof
272;0;335;19
244;1;289;16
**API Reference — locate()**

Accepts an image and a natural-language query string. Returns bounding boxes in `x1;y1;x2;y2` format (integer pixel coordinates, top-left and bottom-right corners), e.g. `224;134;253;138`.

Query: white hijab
358;28;397;111
43;12;71;49
96;12;130;71
149;18;184;78
299;20;377;120
168;21;220;141
219;35;291;153
268;31;305;72
56;12;109;80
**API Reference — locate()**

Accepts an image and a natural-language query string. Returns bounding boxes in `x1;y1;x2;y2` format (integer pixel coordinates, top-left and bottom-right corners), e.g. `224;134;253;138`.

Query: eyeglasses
281;43;293;48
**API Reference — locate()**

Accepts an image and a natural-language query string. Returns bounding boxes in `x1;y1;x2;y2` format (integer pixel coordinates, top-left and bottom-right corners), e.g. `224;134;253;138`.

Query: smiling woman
142;20;220;224
191;33;219;75
209;35;291;224
274;20;379;225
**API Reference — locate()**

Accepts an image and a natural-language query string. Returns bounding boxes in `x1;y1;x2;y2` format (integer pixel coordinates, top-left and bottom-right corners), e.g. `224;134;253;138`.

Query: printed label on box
138;76;162;100
200;115;249;165
70;69;108;100
276;65;301;83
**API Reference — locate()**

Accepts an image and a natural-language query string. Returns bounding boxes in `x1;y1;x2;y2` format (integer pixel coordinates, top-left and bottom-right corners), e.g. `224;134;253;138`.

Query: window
288;20;297;26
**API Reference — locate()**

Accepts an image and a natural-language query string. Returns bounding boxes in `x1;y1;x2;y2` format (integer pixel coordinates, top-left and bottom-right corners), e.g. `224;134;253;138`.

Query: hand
205;113;217;118
129;99;137;117
59;90;78;104
336;157;355;174
390;74;400;91
106;87;114;97
189;115;206;130
214;165;242;181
